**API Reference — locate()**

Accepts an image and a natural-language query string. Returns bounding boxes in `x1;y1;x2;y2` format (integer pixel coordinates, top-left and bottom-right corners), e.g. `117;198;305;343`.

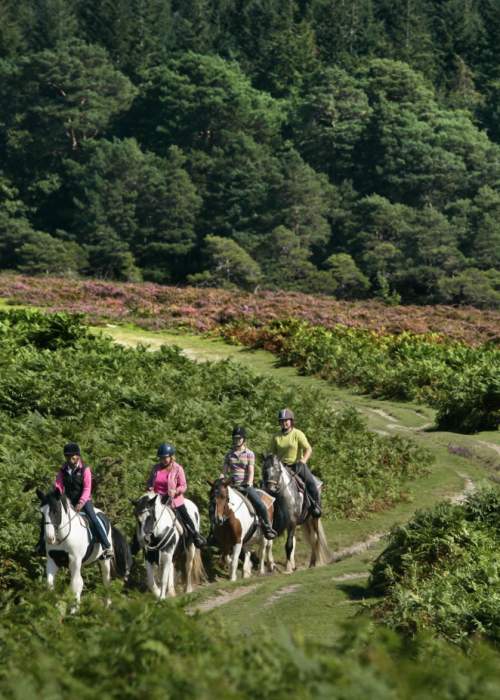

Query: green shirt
270;428;311;465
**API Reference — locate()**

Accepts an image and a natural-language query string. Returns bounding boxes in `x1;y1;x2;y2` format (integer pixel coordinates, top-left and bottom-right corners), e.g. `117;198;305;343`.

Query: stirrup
101;547;113;559
193;533;207;548
264;526;277;540
309;504;322;518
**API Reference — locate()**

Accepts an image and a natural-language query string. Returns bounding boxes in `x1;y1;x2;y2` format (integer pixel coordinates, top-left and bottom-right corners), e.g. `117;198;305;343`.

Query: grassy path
94;323;499;641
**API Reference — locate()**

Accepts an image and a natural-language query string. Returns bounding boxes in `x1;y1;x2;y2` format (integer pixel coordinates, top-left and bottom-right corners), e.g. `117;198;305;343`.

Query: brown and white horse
209;479;275;581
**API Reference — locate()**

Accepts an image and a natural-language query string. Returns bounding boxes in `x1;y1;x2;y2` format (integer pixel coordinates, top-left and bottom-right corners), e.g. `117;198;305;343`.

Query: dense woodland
1;0;500;307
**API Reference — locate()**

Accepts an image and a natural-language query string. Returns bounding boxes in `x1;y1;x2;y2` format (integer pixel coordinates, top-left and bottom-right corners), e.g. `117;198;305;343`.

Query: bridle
263;457;284;496
136;495;178;551
212;482;244;524
43;498;82;545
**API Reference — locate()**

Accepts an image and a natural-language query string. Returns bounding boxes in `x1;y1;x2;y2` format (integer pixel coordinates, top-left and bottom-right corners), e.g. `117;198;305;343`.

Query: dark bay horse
261;455;331;572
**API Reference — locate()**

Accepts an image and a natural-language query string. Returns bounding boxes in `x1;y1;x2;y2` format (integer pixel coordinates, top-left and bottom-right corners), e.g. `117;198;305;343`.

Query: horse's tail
302;517;331;567
111;526;133;579
191;549;207;586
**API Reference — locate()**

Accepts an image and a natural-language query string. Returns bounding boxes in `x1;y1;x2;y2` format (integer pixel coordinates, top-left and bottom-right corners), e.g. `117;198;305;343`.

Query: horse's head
37;488;66;544
132;493;158;540
209;478;231;525
262;454;283;496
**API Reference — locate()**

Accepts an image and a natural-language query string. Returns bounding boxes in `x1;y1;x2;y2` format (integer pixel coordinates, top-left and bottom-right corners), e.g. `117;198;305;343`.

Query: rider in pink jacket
147;443;205;548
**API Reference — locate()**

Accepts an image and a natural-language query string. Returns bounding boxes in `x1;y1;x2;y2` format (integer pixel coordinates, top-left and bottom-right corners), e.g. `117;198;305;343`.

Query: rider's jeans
82;500;111;548
240;486;272;525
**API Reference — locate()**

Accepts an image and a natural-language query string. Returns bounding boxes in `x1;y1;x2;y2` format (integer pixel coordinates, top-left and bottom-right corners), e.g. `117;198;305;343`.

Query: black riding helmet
63;442;81;456
232;426;246;439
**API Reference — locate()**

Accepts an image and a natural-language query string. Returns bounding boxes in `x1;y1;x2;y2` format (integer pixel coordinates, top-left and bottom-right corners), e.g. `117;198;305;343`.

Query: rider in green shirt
270;408;322;517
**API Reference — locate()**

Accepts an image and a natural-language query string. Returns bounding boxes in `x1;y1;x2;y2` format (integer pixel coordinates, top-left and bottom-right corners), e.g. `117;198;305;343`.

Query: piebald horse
132;492;205;599
37;489;131;609
209;479;275;581
261;455;331;572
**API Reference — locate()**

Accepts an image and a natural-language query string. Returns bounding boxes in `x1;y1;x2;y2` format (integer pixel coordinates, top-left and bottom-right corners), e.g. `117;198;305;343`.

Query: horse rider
270;409;322;518
36;442;112;556
220;426;277;540
147;442;206;548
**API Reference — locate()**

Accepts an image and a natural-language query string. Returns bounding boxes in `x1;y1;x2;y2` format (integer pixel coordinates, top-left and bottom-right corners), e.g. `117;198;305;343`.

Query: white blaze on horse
37;489;131;609
132;493;205;599
209;479;275;581
261;455;331;572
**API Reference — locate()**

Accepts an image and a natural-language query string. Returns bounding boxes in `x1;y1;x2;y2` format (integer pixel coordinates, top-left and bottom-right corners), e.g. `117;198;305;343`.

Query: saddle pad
80;512;110;551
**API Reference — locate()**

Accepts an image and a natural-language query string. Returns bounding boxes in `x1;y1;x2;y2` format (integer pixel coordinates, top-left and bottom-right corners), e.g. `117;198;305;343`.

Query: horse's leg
242;549;252;579
46;556;58;590
285;528;296;573
99;558;112;607
146;561;161;599
185;543;195;594
229;543;242;581
309;518;318;567
266;539;276;573
258;536;266;575
159;550;175;599
68;556;84;611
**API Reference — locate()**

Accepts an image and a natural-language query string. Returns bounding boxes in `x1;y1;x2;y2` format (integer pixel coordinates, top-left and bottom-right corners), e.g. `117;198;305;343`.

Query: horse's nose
215;515;224;525
46;534;56;544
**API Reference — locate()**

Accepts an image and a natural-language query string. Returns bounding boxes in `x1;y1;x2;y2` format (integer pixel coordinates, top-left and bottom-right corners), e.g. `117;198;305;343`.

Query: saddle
79;511;110;562
285;467;323;523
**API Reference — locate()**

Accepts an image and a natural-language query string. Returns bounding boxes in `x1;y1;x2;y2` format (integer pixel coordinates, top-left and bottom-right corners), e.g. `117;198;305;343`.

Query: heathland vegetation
1;1;500;306
0;308;498;697
1;275;498;433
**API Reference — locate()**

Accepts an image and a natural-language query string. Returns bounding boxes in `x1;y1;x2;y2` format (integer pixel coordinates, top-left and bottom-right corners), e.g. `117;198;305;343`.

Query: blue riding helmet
157;442;176;458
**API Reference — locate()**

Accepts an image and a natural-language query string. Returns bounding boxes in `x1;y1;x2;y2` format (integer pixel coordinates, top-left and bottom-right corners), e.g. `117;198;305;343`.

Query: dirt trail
188;584;260;614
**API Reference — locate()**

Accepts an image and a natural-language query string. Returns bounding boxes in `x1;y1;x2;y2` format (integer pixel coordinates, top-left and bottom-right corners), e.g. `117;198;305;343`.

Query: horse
132;492;205;599
36;488;131;609
261;455;331;572
209;479;275;581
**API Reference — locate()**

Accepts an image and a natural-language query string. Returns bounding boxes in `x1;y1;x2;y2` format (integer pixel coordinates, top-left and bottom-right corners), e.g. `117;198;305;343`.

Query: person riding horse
147;442;206;549
36;442;112;556
218;426;277;540
270;409;322;518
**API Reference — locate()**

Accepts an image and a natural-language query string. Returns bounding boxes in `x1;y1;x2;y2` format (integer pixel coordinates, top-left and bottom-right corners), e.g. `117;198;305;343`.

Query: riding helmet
63;442;81;456
232;426;246;439
157;442;176;458
278;408;294;422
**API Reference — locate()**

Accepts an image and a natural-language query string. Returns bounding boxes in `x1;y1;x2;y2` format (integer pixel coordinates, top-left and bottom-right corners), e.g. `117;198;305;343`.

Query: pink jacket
54;458;92;508
147;461;186;507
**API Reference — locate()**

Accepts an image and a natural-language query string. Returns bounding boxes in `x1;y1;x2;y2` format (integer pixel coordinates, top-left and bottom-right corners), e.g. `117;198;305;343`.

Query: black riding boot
293;462;322;518
242;486;277;539
176;504;206;548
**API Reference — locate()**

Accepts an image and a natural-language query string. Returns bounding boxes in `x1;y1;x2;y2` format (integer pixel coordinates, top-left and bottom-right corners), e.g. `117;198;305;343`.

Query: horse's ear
129;498;138;506
206;479;214;487
36;488;45;502
54;489;61;500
